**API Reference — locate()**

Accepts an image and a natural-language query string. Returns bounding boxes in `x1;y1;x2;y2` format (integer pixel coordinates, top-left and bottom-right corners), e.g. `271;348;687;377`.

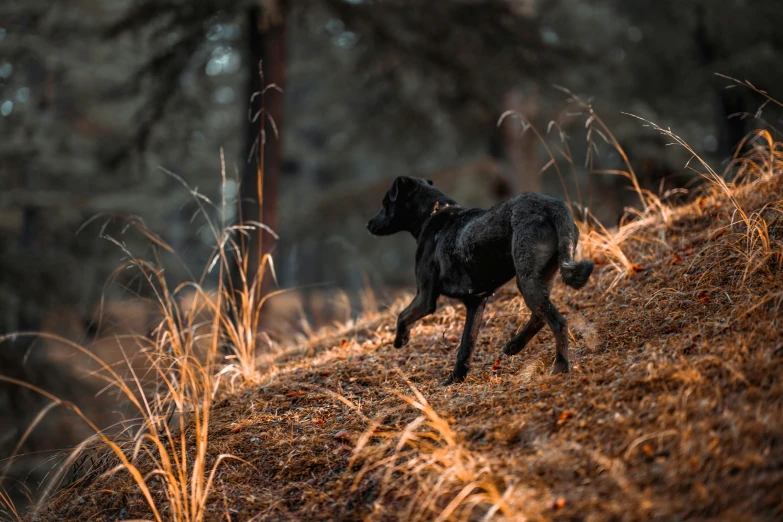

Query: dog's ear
389;176;408;202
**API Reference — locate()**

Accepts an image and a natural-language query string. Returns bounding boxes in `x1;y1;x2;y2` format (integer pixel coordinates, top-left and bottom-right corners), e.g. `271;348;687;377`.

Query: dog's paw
393;330;409;349
551;360;570;375
501;341;520;357
440;371;465;386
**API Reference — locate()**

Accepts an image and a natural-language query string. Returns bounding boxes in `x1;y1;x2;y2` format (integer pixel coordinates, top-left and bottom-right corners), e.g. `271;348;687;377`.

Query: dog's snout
367;209;392;236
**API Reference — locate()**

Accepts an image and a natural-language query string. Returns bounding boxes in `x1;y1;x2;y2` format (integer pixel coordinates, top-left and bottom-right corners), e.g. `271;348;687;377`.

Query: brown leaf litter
32;173;783;521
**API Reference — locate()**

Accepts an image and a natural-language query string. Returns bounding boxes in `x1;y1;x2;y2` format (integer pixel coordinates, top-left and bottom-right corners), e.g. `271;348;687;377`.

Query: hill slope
38;172;783;521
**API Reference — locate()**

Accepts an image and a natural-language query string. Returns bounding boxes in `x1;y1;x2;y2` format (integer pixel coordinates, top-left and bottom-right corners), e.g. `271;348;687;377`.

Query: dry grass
2;66;287;522
0;487;21;522
1;147;281;521
19;122;782;521
0;233;258;522
346;381;518;521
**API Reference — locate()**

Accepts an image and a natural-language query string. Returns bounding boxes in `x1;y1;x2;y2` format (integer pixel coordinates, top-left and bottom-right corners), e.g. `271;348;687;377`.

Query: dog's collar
423;201;458;242
431;202;456;215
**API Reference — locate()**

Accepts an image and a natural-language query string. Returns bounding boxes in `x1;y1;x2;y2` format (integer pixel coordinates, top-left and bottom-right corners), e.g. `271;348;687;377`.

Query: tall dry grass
0;65;283;521
0;487;21;522
498;79;783;291
0;176;272;521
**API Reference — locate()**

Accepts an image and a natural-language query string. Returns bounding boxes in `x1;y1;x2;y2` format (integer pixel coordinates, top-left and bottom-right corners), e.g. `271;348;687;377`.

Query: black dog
367;176;594;385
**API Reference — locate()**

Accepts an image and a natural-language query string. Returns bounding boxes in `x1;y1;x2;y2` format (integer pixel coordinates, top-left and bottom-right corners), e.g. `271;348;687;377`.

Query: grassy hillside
9;132;783;521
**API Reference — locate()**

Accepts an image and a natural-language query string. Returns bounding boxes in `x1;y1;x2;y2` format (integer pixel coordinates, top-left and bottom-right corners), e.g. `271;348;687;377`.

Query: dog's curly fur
367;176;594;385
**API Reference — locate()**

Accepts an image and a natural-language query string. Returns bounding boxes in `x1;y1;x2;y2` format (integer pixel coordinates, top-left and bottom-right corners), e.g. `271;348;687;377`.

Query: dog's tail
552;205;594;290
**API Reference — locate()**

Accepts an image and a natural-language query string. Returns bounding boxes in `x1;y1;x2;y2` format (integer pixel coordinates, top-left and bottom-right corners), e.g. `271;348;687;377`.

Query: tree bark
240;3;286;295
501;86;541;194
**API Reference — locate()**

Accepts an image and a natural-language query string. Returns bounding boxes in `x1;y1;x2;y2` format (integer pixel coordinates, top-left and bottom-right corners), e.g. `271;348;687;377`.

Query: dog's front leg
394;281;438;348
442;297;488;386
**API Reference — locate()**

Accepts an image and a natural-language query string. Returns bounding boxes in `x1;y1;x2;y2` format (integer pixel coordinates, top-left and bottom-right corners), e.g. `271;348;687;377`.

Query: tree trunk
501;86;541;194
239;3;286;295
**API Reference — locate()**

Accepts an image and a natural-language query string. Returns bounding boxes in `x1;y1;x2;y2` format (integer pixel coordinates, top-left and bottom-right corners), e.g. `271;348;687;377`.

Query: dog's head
366;176;435;236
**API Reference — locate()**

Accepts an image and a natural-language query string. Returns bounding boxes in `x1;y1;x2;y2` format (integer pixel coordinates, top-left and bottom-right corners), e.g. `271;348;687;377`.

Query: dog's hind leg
510;228;569;373
442;297;487;386
502;313;545;356
517;277;569;374
544;303;569;374
394;279;438;348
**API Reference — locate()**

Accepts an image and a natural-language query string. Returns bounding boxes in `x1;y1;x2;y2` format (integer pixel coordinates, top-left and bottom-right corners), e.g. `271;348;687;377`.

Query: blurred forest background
1;0;782;510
